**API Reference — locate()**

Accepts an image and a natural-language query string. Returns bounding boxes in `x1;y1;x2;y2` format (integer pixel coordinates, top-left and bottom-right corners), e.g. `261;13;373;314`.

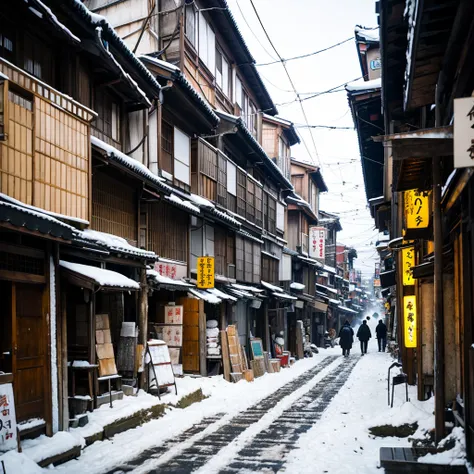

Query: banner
402;247;415;286
454;97;474;168
403;295;417;348
404;190;430;229
197;256;214;289
309;226;326;260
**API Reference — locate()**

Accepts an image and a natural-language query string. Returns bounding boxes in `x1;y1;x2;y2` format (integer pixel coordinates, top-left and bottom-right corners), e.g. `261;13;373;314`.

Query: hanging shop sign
402;246;415;286
404;190;430;230
454;97;474;168
154;259;187;280
197;256;214;289
373;278;381;287
0;381;17;451
309;226;326;260
403;295;417;348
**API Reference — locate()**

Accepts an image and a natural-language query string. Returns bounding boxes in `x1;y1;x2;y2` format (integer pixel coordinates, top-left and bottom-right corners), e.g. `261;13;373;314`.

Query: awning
261;280;297;300
231;283;264;293
316;283;338;295
339;306;358;314
146;269;194;291
412;261;434;279
373;126;453;192
298;255;323;267
314;300;328;312
0;199;76;242
60;260;140;291
227;288;255;299
328;298;340;306
188;288;221;304
207;287;238;302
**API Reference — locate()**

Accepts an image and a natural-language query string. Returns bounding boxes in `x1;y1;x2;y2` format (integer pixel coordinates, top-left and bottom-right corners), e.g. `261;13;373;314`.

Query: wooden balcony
0;58;96;222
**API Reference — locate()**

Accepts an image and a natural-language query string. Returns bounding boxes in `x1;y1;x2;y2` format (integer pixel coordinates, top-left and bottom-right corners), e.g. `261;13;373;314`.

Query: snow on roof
368;195;384;203
208;287;238;302
346;78;381;92
272;292;297;300
286;194;311;209
328;298;340;305
0;197;77;232
165;194;200;214
60;260;140;289
0;192;89;226
147;269;194;288
231;283;264;293
91;136;172;193
0;71;9;80
139;55;180;72
298;255;323;267
210;208;241;227
79;229;156;259
261;280;284;293
290;282;306;290
355;26;379;43
30;0;81;43
316;283;338;295
262;113;293;127
188;288;221;304
323;265;337;274
189;193;215;208
237;230;264;244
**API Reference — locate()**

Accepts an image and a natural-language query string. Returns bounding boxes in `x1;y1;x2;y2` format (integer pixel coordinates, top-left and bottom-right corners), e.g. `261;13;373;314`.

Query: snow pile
290;282;306;290
80;228;156;259
418;427;466;466
21;431;83;464
18;418;45;433
206;320;221;357
188;288;222;304
0;451;43;474
355;26;379;42
189;193;215;208
346;77;381;92
60;260;140;289
165;194;200;214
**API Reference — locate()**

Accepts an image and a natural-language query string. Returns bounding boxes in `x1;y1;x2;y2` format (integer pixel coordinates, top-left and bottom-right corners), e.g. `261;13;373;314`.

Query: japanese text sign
309;226;326;260
197;256;214;289
154;261;177;280
0;383;17;452
164;305;183;325
404;189;430;229
454;97;474;168
402;246;415;286
403;295;417;348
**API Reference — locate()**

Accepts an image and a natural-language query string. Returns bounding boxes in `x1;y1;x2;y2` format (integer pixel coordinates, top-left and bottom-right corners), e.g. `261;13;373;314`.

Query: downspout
433;72;446;444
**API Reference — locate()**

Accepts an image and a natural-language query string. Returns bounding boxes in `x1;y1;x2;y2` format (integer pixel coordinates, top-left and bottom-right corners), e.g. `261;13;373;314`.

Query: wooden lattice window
236;235;244;281
236;169;246;218
253;242;261;283
255;185;263;228
246;179;255;222
265;192;277;235
161;120;173;175
94;90;121;143
147;200;188;262
244;239;253;283
217;152;227;207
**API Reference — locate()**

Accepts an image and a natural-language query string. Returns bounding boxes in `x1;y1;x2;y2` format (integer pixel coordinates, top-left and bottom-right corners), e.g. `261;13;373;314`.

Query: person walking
356;320;372;355
338;320;354;357
376;320;388;352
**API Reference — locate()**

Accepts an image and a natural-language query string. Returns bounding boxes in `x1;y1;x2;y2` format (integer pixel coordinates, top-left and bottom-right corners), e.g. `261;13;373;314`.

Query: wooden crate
243;369;254;382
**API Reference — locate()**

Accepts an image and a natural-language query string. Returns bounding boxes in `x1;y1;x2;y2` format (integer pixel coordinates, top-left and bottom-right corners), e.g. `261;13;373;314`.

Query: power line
296;124;354;130
256;36;354;66
247;0;320;166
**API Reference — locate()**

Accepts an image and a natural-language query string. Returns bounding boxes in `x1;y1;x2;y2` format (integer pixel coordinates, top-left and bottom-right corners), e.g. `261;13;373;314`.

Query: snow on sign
197;256;214;289
403;295;417;348
309;227;325;260
0;382;17;452
454;97;474;168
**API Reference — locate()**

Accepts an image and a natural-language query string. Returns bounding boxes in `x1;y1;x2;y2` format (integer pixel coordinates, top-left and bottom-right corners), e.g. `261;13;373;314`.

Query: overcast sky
227;0;384;278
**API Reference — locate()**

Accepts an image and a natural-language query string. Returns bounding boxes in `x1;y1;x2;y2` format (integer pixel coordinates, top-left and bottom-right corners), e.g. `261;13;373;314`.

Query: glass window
276;202;285;231
185;4;197;48
174;126;190;185
198;12;215;72
216;49;230;97
235;75;242;107
227;160;237;196
161;120;173;174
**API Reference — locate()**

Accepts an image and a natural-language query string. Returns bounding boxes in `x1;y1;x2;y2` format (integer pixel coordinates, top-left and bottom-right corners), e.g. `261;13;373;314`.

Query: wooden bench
380;447;467;473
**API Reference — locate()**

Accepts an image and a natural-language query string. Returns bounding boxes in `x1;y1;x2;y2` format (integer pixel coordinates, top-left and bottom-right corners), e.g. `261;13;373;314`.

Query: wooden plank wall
92;171;137;245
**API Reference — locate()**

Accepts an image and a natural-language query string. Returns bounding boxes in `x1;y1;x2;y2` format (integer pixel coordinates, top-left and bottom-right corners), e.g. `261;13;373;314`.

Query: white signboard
454;97;474;168
0;383;17;452
309;226;326;260
154;259;187;280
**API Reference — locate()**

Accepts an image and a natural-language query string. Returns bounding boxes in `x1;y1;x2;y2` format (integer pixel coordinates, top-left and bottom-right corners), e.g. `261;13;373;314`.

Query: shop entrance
0;280;47;423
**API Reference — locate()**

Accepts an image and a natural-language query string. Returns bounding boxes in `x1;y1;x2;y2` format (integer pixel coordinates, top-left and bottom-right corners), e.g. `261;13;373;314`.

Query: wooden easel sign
0;377;17;453
146;340;177;399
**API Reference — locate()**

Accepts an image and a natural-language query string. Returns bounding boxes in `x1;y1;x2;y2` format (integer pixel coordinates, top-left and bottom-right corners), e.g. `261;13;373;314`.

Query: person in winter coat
356;320;372;355
376;320;388;352
338;320;354;357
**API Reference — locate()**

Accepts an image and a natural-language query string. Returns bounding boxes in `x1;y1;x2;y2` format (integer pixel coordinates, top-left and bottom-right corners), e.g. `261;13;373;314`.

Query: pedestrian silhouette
338;320;354;357
356;320;371;355
376;320;388;352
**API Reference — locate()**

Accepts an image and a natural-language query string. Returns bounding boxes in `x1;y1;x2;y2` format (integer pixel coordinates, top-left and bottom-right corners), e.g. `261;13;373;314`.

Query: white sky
227;0;384;278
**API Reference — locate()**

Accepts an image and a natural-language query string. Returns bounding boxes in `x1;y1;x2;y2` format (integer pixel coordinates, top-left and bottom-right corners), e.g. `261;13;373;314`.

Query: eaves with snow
345;78;382;93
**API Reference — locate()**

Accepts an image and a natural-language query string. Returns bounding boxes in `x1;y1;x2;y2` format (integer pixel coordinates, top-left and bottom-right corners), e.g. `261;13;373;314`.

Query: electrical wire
255;36;354;67
247;0;320;165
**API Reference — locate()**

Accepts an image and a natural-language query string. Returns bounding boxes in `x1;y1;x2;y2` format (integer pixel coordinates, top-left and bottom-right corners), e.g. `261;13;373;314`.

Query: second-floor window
174;126;191;186
94;90;121;143
276;202;285;232
184;4;198;48
310;181;319;214
0;22;15;64
264;192;277;235
23;34;53;84
278;136;290;179
198;12;215;73
216;49;230;97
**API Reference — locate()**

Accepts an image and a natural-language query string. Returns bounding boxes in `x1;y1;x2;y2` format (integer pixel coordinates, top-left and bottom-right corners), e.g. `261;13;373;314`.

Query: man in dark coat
338;320;354;357
356;320;372;355
376;320;388;352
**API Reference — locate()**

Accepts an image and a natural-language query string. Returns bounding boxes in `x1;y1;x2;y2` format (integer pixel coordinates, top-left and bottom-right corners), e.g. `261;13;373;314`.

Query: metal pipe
433;81;445;444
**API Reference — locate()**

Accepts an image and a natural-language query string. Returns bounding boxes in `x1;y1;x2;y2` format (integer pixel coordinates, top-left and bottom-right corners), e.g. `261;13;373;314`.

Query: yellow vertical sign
404;190;430;229
402;246;415;286
197;256;214;289
403;295;417;348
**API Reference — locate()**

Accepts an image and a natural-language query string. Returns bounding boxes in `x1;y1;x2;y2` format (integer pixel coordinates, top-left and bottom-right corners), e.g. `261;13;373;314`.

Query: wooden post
263;301;270;353
139;268;148;388
220;302;227;330
433;153;445;443
199;299;207;376
60;292;69;431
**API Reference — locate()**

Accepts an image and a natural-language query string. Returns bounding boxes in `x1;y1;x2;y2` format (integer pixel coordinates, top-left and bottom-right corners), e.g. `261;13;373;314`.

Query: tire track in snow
127;355;340;473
